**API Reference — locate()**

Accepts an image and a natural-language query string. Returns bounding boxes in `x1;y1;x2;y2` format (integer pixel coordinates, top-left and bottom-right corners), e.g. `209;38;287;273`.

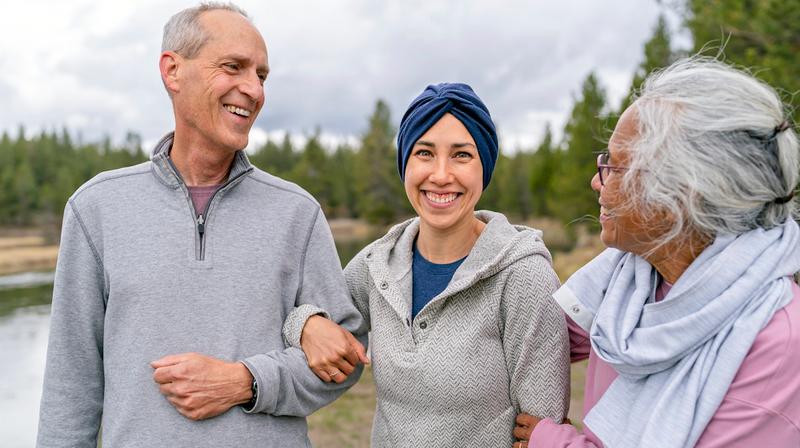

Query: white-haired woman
515;57;800;448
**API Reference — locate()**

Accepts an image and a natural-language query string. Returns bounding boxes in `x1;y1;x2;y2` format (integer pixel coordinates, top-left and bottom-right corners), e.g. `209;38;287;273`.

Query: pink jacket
531;281;800;447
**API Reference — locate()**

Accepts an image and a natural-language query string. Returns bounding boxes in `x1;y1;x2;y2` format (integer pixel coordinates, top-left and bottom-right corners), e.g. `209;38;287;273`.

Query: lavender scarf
554;220;800;447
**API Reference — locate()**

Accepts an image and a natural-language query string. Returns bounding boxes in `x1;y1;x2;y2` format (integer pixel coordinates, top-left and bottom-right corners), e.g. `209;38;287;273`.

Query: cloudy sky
0;0;684;152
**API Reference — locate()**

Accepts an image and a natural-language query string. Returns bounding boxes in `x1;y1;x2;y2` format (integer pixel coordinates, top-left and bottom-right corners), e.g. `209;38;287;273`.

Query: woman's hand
514;413;572;446
300;315;369;383
514;413;541;445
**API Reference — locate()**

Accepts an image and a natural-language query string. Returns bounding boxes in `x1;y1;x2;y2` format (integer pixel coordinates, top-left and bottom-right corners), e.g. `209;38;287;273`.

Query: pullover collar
149;132;254;189
366;210;552;321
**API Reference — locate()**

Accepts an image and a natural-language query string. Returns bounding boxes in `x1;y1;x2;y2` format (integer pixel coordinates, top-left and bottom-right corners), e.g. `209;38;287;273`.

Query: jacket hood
368;210;553;297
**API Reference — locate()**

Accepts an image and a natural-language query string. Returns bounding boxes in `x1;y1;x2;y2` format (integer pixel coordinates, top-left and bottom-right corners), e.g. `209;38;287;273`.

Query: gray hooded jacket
285;210;570;447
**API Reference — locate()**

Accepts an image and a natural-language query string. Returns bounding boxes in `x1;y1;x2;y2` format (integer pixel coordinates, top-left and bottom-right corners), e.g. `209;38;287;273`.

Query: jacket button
380;281;388;290
419;321;427;329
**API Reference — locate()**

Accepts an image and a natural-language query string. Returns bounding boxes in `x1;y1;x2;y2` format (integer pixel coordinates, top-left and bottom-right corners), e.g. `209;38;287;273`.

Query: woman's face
404;113;483;232
591;107;664;254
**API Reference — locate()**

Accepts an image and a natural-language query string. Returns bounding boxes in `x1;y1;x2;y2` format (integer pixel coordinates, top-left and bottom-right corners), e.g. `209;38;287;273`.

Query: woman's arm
501;255;571;422
508;260;598;447
566;315;591;362
281;245;374;382
515;414;602;448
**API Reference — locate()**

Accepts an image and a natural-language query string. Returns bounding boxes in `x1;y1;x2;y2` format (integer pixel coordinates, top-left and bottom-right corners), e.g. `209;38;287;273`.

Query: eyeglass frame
596;150;635;186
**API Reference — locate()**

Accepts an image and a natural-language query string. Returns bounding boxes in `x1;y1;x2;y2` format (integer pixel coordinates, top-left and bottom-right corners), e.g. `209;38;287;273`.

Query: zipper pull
197;214;205;237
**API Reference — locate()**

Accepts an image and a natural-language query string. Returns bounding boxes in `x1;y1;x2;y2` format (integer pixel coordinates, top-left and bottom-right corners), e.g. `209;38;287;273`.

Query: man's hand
151;353;253;421
301;315;369;383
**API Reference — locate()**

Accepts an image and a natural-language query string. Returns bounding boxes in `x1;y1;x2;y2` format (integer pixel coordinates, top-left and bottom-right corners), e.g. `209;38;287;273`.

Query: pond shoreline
0;217;599;280
0;236;59;277
0;219;382;277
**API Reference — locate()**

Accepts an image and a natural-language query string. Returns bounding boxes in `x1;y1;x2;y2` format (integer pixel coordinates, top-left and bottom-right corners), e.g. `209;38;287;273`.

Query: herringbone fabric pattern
345;211;570;447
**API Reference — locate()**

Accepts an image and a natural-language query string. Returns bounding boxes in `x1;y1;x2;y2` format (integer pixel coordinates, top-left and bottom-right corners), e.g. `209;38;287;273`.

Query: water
0;237;374;445
0;284;53;447
0;272;55;290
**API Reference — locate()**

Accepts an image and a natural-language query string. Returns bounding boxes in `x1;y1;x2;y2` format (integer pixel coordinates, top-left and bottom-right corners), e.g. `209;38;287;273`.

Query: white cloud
245;126;269;154
0;0;674;150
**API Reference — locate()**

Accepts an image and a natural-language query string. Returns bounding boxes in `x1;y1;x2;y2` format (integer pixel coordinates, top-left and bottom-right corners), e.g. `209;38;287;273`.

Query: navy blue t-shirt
411;244;467;319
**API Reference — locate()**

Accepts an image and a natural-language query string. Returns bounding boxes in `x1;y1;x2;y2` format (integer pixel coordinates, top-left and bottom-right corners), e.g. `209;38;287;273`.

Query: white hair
162;2;250;58
621;56;798;250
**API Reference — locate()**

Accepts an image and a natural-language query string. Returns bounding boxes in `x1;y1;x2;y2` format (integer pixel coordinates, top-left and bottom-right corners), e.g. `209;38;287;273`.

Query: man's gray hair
162;2;250;58
620;56;798;250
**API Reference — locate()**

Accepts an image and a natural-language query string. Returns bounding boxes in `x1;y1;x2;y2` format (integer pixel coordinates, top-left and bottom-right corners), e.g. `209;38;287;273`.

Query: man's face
171;10;269;153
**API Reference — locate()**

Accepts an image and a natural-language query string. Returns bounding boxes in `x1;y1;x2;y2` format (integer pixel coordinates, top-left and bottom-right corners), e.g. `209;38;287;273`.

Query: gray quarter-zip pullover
37;132;365;447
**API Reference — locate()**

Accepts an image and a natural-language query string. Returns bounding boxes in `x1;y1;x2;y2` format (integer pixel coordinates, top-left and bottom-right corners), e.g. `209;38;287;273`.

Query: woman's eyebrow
452;142;476;149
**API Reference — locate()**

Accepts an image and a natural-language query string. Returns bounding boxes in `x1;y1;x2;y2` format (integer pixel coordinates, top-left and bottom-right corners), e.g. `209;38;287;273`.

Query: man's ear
159;51;181;95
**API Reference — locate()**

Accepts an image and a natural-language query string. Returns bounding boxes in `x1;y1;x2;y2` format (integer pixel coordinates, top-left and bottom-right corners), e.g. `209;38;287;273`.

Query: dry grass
0;237;59;275
0;235;47;249
553;237;605;282
308;367;377;447
328;218;379;243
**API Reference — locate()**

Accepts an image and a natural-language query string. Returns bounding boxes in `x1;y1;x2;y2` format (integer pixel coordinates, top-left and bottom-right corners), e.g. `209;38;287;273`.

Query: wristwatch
243;376;258;411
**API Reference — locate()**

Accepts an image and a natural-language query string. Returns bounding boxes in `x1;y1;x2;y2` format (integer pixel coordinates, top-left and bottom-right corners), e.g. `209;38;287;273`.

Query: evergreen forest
1;1;797;234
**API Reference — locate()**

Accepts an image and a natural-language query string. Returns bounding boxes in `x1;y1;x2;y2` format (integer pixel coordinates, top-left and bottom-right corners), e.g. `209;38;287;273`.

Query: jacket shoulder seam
72;165;151;200
295;207;321;300
245;175;319;208
67;200;108;296
721;396;800;434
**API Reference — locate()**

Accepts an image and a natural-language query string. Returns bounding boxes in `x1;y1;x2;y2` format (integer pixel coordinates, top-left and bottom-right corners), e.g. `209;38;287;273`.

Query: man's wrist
242;377;257;410
234;362;256;408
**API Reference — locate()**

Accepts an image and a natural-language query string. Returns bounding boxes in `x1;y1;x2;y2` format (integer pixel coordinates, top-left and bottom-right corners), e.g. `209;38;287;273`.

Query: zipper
196;214;206;258
193;168;250;260
165;155;251;261
193;167;250;260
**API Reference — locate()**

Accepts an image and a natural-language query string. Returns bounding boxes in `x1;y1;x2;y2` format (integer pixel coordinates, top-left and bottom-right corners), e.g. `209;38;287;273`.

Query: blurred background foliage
1;0;797;243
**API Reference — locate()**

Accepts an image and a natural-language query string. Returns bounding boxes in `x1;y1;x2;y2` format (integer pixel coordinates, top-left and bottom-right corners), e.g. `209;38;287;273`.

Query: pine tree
686;0;800;123
354;100;409;224
548;73;609;225
328;144;359;218
12;157;37;224
619;15;675;112
480;152;509;214
290;131;331;212
529;125;556;217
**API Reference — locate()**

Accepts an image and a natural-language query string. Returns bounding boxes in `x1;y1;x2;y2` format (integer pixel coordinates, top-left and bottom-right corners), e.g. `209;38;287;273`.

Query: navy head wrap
397;83;499;189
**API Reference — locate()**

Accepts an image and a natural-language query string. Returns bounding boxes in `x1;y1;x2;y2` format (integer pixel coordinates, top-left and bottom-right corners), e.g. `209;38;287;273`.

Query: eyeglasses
596;151;631;186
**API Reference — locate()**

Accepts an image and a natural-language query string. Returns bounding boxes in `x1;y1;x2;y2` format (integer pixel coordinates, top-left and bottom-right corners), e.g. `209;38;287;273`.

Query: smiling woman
283;82;571;446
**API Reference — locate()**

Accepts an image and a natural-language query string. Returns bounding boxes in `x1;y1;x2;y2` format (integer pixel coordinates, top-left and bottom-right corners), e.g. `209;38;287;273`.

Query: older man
36;3;366;447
